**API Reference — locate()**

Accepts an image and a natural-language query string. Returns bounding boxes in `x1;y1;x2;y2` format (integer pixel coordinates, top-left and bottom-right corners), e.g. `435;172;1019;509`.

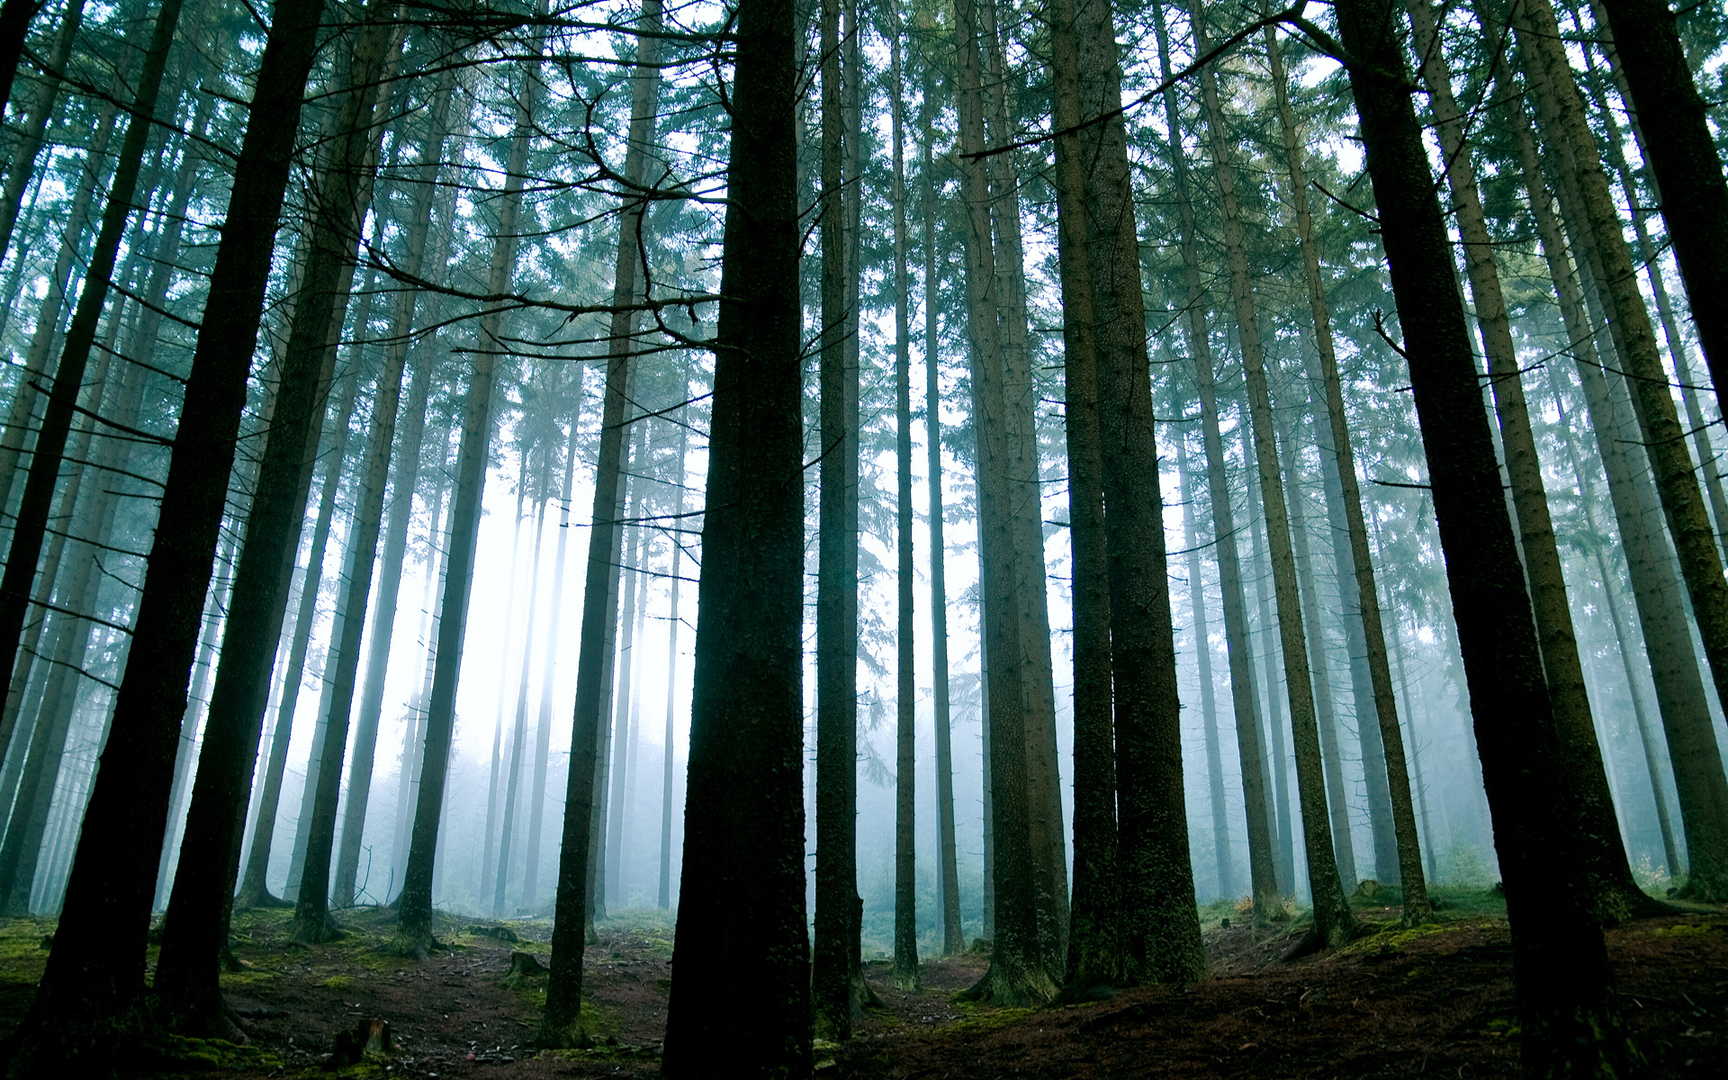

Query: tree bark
1331;0;1634;1067
0;0;181;731
6;0;327;1067
1589;0;1728;420
1147;3;1277;918
541;0;660;1037
659;0;811;1066
1191;6;1355;945
918;53;963;955
394;36;535;957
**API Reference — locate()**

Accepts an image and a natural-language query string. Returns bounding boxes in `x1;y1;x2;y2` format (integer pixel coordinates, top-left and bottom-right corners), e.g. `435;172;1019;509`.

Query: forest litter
0;894;1721;1078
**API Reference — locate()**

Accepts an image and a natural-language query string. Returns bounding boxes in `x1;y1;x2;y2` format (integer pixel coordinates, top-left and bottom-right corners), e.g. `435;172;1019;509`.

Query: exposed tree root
955;957;1057;1007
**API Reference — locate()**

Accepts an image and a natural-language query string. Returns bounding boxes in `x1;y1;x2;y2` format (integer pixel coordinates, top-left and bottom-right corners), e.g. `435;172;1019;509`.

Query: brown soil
0;898;1722;1077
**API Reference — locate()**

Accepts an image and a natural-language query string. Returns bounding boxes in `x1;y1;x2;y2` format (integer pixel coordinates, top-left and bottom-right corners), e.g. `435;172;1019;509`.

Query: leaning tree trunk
1589;0;1728;419
332;73;457;908
157;11;400;1026
658;0;811;1068
1514;0;1728;852
0;0;84;274
1408;0;1652;925
0;0;182;737
4;0;327;1070
1503;50;1728;904
1331;0;1635;1069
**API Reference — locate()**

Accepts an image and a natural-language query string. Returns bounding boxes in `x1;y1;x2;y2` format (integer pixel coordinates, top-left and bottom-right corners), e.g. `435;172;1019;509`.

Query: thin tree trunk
656;375;686;912
1515;5;1728;898
885;22;919;992
0;0;84;272
0;0;183;717
1196;14;1353;935
1148;4;1277;917
332;75;456;907
1177;435;1232;900
541;0;659;1036
918;54;963;955
1590;0;1728;416
394;37;535;957
526;375;583;911
1505;58;1728;904
1410;0;1649;923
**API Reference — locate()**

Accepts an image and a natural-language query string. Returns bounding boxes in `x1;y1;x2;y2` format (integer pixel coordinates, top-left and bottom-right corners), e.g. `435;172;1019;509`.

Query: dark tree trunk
918;55;964;956
333;73;457;908
812;0;866;1037
887;21;919;994
540;0;659;1037
1148;3;1278;918
0;0;183;748
0;0;44;123
1330;0;1634;1069
659;0;810;1068
0;0;83;271
4;0;327;1069
1591;0;1728;421
155;10;398;1029
394;42;535;957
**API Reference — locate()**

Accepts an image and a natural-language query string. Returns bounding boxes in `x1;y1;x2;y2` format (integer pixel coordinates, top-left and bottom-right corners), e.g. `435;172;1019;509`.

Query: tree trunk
332;74;457;908
157;11;399;1025
0;0;45;131
1176;435;1233;901
527;375;583;911
1195;13;1354;936
1515;4;1728;879
1504;56;1728;905
0;0;84;275
1148;4;1277;918
1590;0;1728;418
1409;0;1650;924
812;0;867;1037
1331;0;1634;1068
950;0;1057;1006
0;0;183;718
5;0;327;1067
886;24;919;993
918;55;963;956
656;372;687;912
541;0;659;1038
659;0;811;1066
394;36;535;957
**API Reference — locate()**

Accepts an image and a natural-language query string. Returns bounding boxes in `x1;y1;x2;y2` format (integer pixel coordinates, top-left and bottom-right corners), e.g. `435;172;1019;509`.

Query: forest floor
0;887;1723;1077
